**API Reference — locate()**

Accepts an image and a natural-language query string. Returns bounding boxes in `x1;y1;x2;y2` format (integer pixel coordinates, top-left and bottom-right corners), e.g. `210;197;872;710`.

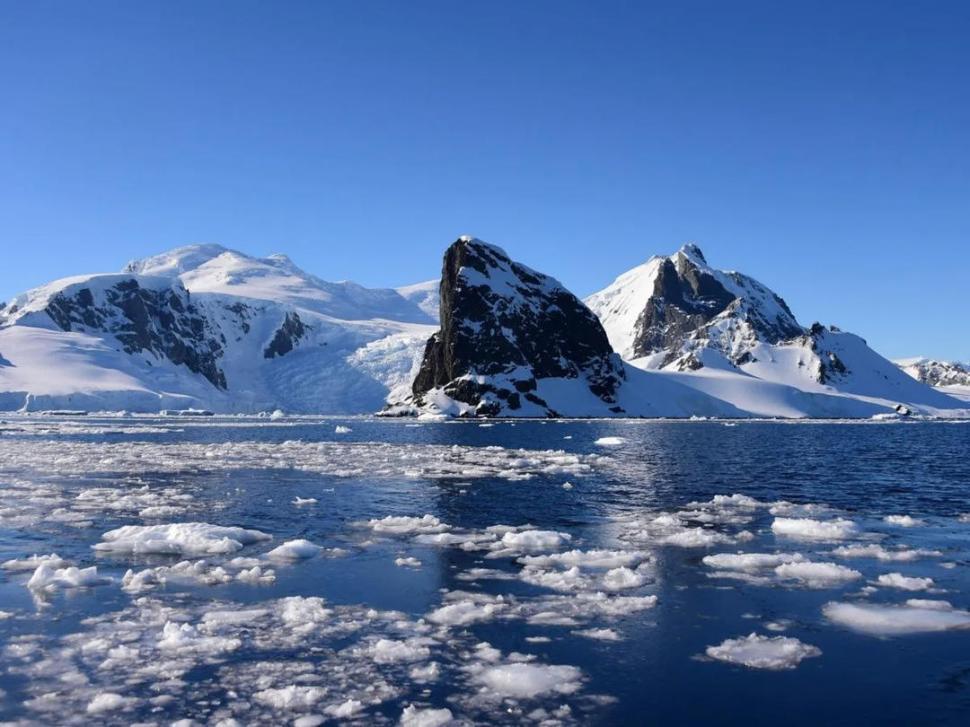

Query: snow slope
586;245;967;417
0;245;435;413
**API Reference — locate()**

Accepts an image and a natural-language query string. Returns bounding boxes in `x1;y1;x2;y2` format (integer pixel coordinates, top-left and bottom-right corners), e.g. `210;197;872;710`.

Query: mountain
390;237;626;417
0;245;436;413
388;237;758;418
586;245;966;417
896;357;970;387
896;357;970;403
1;239;966;418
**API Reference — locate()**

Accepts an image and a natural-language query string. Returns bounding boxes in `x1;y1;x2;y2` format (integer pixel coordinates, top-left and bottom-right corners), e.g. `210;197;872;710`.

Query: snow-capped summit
124;245;434;324
585;244;801;367
585;245;966;416
0;243;439;413
896;357;970;388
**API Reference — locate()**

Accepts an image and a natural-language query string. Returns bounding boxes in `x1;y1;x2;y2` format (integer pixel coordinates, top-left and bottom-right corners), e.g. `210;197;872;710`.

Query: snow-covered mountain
0;245;436;413
389;237;764;418
896;357;970;403
896;357;970;387
1;238;966;418
585;245;966;417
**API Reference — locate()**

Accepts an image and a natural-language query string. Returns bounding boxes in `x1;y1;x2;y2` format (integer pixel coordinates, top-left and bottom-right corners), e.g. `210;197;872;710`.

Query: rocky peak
405;237;625;417
41;276;227;389
587;245;803;367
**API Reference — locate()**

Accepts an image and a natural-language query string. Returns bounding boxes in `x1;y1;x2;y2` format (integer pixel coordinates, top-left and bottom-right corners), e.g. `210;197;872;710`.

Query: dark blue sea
0;416;968;725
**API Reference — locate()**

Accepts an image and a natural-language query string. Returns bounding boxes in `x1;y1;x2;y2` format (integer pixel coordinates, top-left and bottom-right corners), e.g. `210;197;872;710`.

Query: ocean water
0;415;968;725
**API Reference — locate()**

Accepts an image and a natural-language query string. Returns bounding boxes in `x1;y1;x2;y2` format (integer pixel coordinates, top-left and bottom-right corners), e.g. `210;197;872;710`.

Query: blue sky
1;1;968;360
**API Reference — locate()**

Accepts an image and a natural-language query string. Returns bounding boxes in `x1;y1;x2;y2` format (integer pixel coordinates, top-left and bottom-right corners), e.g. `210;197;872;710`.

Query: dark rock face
44;279;227;389
410;238;625;416
631;247;802;365
263;312;308;359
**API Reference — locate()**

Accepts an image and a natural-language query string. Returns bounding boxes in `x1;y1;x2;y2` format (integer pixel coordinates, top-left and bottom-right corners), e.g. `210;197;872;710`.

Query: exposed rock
263;312;308;359
897;358;970;387
43;278;227;389
405;237;625;417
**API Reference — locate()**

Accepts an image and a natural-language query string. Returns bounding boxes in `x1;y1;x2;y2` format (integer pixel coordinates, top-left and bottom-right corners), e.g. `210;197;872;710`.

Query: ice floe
875;573;936;591
823;600;970;635
771;517;858;541
705;633;822;670
94;522;272;556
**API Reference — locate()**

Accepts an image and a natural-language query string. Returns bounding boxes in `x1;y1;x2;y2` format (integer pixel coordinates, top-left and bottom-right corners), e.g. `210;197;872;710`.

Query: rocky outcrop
897;358;970;387
406;237;625;417
263;312;308;358
42;278;227;389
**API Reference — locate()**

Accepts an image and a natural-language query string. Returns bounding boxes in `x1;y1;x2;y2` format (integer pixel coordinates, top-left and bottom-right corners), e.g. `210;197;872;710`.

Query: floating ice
520;549;648;569
1;553;67;572
498;529;571;552
876;573;935;591
95;522;272;556
86;692;138;714
292;497;317;506
399;705;454;727
427;599;506;626
368;638;432;664
366;514;449;535
27;564;107;592
823;600;970;635
254;685;327;709
594;436;625;446
157;621;242;654
395;556;422;568
774;561;862;588
335;425;352;434
702;552;805;572
265;539;323;560
883;515;924;527
771;517;858;541
831;544;941;562
475;662;583;698
572;628;621;641
705;633;821;670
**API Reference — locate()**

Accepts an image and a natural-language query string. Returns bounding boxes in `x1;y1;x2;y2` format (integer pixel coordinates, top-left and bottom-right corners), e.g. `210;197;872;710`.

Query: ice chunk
831;544;941;562
475;662;582;698
427;600;505;626
875;573;935;591
771;517;857;541
95;522;271;556
86;692;138;714
399;705;454;727
823;600;970;635
594;436;625;446
27;564;107;592
1;553;67;572
774;561;862;588
366;514;449;535
265;539;323;560
369;638;431;664
254;685;327;709
702;552;805;572
883;515;924;527
705;633;821;670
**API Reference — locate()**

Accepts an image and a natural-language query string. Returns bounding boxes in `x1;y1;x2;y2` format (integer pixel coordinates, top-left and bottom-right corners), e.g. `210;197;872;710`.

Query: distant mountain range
0;238;966;418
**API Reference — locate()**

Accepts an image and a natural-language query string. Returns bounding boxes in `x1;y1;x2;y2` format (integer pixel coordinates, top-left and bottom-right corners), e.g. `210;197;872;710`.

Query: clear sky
1;1;968;360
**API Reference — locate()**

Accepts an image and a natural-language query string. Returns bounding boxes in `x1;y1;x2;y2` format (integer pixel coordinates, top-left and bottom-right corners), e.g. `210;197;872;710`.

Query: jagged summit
586;244;801;365
399;237;626;417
